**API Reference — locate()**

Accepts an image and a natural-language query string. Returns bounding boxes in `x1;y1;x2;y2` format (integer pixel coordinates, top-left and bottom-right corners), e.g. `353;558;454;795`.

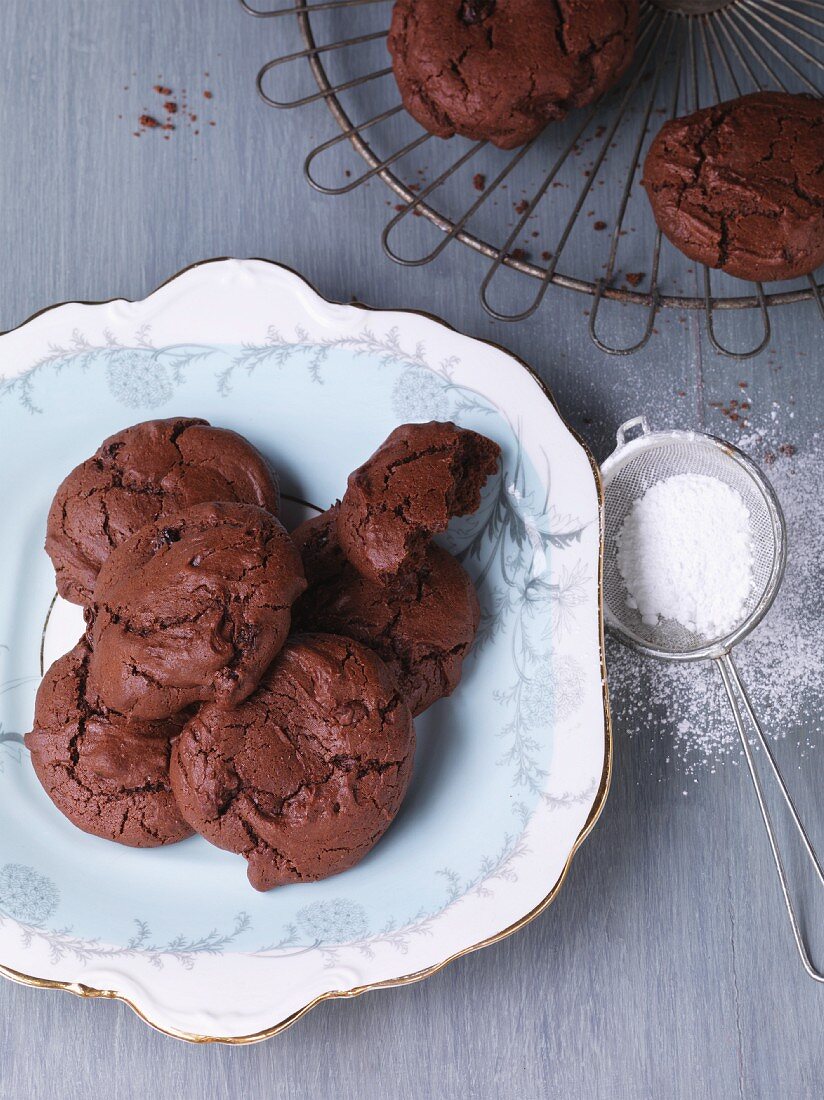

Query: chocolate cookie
25;639;192;847
388;0;639;149
46;417;280;605
170;634;415;891
293;506;480;716
88;501;306;721
642;92;824;282
337;421;500;585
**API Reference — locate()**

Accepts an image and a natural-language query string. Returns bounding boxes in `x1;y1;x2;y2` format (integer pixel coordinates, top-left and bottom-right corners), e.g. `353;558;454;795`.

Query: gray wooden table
1;3;823;1098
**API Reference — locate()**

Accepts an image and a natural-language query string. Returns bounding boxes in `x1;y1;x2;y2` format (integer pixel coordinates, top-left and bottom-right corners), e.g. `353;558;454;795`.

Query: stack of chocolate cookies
27;416;500;891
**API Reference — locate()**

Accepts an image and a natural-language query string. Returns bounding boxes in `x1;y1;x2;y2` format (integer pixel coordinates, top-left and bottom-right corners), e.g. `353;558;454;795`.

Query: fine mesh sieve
602;417;824;981
602;417;785;660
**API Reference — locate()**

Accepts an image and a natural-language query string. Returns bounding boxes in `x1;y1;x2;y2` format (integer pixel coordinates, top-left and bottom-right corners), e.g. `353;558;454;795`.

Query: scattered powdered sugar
616;473;754;639
607;411;821;781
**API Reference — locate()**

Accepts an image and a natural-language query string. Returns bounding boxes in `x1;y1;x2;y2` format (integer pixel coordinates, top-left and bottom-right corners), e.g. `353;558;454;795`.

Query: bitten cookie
337;421;500;585
25;639;192;847
46;417;280;605
642;92;824;282
293;506;480;716
88;501;306;720
388;0;638;149
170;634;415;891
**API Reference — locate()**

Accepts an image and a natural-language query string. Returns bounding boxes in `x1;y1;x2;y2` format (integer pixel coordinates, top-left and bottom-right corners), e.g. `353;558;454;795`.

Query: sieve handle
614;416;651;450
716;652;824;983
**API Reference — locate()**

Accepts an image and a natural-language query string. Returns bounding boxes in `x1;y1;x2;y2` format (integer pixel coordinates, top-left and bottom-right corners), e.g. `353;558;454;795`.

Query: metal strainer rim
600;418;788;662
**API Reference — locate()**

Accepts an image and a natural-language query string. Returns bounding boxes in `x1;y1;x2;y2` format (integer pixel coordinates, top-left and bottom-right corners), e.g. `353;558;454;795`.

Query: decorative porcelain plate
0;259;610;1042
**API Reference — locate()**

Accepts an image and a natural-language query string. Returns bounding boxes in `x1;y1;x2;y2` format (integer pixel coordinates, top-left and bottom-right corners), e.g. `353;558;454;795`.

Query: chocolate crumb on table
131;80;217;137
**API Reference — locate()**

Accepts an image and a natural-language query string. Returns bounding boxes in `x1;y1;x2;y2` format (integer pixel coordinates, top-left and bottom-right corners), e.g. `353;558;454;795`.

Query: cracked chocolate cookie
46;417;280;605
642;92;824;282
337;421;500;586
25;639;192;847
170;634;415;891
388;0;639;150
293;505;480;716
88;501;306;721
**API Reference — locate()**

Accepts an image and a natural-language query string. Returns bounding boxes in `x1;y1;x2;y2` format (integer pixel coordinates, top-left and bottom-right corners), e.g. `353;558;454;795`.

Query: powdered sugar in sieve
615;472;754;639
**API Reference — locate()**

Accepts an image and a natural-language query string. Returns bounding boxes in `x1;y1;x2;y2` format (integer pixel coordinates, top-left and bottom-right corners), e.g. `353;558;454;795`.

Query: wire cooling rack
241;0;824;359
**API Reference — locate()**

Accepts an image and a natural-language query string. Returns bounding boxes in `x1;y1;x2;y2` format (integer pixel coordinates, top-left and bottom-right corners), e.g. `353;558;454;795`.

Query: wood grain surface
0;3;822;1098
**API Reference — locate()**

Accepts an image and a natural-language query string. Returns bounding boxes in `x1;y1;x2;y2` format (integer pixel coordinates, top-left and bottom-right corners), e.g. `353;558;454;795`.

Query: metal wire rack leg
590;14;681;354
381;141;492;267
305;105;406;194
240;0;387;16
